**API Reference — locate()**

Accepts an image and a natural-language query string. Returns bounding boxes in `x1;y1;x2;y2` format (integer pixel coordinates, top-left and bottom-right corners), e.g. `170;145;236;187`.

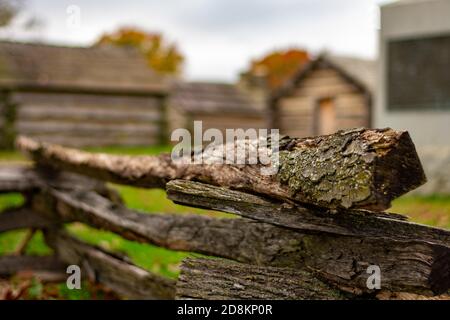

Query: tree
94;27;184;75
0;0;21;27
245;48;310;90
0;0;43;32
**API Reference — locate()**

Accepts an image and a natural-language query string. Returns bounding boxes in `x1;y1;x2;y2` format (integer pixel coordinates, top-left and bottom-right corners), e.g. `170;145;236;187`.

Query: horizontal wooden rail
176;258;348;300
44;229;175;299
0;165;40;193
0;255;66;277
30;187;450;295
0;206;53;233
166;180;450;247
0;164;121;202
17;127;426;210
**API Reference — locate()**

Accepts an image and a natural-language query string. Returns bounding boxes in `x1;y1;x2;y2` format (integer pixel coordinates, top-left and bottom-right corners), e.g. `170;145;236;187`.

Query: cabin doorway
316;97;335;135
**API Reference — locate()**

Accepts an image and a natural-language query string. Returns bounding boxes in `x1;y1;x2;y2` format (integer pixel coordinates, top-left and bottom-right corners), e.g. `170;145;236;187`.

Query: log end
429;246;450;295
371;130;427;210
277;128;426;211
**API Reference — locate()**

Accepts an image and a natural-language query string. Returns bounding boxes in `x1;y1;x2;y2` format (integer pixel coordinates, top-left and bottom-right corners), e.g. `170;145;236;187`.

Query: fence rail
0;128;449;300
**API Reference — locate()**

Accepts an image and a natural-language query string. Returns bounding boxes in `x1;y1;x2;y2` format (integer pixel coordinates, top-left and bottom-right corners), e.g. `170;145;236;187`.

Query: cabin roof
0;41;168;94
171;81;264;115
325;54;376;92
272;53;376;100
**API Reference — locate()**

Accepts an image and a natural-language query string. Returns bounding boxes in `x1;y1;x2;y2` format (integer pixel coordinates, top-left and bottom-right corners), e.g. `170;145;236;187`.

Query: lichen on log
277;128;426;210
16;127;426;210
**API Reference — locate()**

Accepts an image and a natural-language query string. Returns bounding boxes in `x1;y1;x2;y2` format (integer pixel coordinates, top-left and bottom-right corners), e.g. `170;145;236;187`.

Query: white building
376;0;450;194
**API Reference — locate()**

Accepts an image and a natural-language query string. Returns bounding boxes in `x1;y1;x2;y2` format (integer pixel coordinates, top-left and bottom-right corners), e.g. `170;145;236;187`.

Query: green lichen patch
277;128;381;208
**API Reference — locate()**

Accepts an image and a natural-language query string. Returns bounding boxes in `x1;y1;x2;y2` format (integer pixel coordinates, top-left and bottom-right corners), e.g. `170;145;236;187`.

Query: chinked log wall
0;91;168;148
0;128;449;300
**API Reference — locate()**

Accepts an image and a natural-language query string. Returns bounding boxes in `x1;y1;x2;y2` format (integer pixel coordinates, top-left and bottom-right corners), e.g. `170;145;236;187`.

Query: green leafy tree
0;0;41;30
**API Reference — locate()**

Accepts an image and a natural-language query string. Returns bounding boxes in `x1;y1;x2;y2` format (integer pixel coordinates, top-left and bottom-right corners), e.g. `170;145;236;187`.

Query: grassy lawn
389;195;450;229
0;145;449;298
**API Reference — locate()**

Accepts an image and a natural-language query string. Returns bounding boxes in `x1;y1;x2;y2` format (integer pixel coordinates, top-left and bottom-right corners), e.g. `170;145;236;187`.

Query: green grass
0;145;173;164
390;195;450;229
111;184;230;217
0;150;26;162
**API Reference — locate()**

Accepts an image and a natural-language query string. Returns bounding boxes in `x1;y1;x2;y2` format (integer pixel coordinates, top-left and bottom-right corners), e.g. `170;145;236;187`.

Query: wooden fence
0;128;449;300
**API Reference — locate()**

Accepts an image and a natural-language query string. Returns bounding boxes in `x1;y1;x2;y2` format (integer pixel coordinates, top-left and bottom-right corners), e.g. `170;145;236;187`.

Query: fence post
0;90;17;150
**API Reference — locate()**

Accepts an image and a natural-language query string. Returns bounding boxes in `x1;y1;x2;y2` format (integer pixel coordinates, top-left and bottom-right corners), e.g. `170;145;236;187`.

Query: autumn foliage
246;49;310;89
94;27;184;75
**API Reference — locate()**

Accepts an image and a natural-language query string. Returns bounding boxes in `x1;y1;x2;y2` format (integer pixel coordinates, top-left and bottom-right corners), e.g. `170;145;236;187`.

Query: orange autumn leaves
246;49;310;89
95;27;184;75
95;27;310;87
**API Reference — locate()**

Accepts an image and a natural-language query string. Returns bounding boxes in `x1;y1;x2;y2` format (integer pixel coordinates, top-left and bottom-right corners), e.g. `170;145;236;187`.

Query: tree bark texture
0;164;122;203
176;258;348;300
166;180;450;247
16;127;426;210
0;206;53;233
0;255;66;276
30;188;450;295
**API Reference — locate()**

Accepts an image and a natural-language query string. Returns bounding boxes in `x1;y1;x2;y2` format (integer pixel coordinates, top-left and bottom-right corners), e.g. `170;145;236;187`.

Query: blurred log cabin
269;53;375;138
0;41;169;148
0;41;375;149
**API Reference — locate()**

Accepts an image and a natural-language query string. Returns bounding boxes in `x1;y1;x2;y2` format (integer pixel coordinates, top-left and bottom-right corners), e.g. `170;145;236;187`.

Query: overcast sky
4;0;394;82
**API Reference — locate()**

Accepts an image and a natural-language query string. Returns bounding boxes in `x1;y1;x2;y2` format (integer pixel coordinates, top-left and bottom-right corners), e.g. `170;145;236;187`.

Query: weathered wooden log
0;164;122;204
376;291;450;300
17;128;426;210
178;260;450;300
0;165;40;193
43;229;175;300
166;180;450;247
176;258;348;300
0;206;53;232
0;255;66;276
31;188;450;295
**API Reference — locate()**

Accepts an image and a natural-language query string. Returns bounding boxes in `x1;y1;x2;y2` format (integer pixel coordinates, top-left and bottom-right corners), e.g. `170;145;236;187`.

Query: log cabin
269;54;375;138
0;41;169;148
168;81;266;141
